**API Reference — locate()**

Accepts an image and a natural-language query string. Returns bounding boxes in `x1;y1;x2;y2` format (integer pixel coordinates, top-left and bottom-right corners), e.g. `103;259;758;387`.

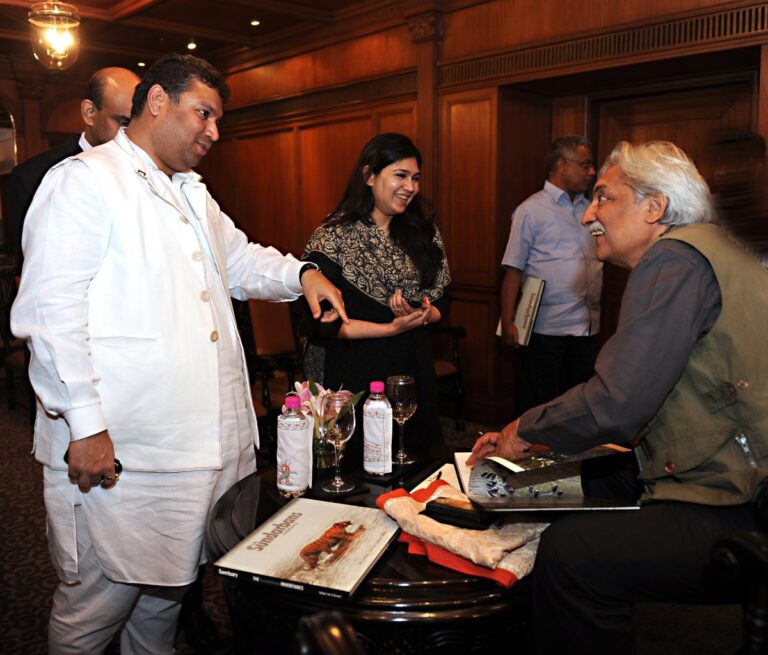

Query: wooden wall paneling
200;138;242;219
442;0;732;64
757;44;768;142
491;89;553;414
226;27;416;110
440;0;761;81
221;72;416;135
597;80;754;167
448;285;508;420
200;128;299;255
551;95;589;140
439;88;498;288
436;88;499;415
203;100;416;262
405;10;443;198
594;76;755;343
497;89;552;266
16;96;45;162
298;116;373;254
375;107;416;140
43;91;83;142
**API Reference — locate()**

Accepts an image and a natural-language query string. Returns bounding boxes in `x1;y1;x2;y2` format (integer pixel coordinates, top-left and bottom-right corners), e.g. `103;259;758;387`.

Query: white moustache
589;220;606;237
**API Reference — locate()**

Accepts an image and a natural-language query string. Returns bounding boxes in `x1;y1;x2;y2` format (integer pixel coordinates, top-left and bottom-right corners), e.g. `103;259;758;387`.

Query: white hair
602;141;713;225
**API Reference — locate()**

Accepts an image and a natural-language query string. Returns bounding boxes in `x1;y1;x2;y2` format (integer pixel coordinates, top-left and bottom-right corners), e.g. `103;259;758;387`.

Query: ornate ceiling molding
438;2;768;88
407;12;444;44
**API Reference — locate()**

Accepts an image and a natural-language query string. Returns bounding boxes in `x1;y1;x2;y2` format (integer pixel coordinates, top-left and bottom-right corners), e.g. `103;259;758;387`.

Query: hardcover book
454;445;639;512
496;275;546;346
215;497;399;598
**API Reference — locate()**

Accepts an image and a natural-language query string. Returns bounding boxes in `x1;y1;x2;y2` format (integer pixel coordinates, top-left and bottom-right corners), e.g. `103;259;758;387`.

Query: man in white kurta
11;54;347;655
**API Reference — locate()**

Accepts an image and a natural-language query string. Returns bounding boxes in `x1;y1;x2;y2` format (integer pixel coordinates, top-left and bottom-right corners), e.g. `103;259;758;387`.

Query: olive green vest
636;223;768;505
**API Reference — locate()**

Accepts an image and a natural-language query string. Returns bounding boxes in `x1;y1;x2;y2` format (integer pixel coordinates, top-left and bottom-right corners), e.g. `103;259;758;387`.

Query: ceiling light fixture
137;62;146;67
187;38;197;50
250;20;260;26
28;2;81;71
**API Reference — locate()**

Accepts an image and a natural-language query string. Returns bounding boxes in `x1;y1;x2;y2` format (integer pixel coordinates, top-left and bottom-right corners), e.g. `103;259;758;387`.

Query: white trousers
48;506;189;655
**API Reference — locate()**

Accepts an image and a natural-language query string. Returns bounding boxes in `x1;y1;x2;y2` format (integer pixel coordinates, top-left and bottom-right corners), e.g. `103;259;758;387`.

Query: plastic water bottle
276;395;311;497
363;381;393;475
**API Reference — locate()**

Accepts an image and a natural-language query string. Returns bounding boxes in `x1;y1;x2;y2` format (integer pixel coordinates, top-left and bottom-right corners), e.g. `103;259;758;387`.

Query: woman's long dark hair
325;133;443;288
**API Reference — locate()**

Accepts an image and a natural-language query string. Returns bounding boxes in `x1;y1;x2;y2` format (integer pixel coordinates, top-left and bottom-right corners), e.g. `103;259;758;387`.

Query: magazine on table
215;497;399;598
454;444;640;512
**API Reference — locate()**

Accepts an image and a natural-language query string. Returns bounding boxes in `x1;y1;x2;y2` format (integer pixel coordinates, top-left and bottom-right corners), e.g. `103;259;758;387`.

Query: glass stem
333;442;342;485
397;421;405;458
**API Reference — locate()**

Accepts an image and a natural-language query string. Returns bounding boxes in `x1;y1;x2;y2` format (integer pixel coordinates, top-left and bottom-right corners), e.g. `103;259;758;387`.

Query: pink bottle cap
370;381;384;393
284;395;301;409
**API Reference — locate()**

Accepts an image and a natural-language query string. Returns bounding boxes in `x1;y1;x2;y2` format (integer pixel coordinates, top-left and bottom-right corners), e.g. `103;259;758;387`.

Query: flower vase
313;438;335;470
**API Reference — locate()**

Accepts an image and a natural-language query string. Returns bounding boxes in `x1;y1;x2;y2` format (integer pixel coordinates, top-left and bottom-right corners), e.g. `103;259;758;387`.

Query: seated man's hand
466;419;531;466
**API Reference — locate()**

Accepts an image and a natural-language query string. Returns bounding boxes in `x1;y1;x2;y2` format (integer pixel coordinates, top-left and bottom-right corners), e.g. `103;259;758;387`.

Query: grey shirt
518;238;722;452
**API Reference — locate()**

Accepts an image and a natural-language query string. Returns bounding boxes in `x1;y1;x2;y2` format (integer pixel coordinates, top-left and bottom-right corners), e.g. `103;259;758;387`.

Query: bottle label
363;405;393;474
277;416;311;494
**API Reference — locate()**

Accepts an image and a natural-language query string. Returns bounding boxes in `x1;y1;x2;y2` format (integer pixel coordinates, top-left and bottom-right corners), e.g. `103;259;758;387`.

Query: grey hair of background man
546;135;593;174
602;140;713;226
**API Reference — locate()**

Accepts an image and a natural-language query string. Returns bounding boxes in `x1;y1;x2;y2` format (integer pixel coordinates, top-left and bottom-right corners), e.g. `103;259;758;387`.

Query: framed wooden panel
297;116;373;254
439;89;498;288
376;107;416;142
200;128;298;255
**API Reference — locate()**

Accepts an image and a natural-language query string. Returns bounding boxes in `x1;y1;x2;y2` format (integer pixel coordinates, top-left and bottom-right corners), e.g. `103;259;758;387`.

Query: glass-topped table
206;454;533;654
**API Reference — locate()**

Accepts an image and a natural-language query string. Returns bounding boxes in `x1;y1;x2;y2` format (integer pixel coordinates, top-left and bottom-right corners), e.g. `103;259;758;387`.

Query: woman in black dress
301;133;451;457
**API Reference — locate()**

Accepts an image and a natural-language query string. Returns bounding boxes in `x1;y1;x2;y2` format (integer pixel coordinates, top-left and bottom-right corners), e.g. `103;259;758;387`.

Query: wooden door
595;78;754;342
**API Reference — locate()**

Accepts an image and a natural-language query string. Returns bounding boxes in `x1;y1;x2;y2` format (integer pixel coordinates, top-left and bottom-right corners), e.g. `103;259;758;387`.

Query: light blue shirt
502;180;602;336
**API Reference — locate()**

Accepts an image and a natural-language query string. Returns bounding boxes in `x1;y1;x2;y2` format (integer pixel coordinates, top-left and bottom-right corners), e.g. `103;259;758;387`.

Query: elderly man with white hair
470;140;768;653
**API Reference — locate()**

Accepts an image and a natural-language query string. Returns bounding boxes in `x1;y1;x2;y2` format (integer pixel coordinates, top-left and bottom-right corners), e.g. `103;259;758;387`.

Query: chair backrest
248;299;299;358
294;611;366;655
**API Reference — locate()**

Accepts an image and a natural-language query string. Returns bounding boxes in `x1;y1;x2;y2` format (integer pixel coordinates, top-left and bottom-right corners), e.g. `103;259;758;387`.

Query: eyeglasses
564;158;595;171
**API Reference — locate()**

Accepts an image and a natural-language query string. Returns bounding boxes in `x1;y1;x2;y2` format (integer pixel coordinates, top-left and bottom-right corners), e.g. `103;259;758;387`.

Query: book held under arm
215;497;399;598
496;275;545;346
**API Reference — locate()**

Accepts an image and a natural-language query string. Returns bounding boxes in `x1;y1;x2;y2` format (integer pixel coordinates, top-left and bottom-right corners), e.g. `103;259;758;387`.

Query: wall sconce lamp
28;2;81;71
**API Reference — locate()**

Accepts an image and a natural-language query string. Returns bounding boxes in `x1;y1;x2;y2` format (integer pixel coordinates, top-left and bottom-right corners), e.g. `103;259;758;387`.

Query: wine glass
317;392;356;493
386;375;417;465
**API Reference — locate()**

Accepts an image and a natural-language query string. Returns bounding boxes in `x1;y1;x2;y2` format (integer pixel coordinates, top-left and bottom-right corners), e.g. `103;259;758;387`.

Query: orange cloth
377;480;546;588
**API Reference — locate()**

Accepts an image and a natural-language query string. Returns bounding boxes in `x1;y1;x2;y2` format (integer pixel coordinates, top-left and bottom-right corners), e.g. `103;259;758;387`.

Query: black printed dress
300;216;451;460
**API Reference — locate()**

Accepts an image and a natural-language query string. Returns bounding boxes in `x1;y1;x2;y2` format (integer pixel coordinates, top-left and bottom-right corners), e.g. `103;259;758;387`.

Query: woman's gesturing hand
391;306;430;334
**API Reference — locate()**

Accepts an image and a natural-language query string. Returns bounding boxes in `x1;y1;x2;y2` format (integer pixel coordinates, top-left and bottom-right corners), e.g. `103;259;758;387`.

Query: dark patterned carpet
0;391;743;655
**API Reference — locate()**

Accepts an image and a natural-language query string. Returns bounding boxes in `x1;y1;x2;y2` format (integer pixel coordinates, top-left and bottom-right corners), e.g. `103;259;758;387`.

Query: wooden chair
240;299;304;461
432;325;467;431
712;477;768;654
294;611;366;655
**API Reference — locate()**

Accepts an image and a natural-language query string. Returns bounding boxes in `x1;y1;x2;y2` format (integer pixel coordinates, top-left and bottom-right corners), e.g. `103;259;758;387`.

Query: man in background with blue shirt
500;135;602;414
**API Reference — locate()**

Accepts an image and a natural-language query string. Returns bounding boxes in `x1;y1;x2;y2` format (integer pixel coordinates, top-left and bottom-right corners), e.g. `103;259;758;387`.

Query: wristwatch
298;263;317;282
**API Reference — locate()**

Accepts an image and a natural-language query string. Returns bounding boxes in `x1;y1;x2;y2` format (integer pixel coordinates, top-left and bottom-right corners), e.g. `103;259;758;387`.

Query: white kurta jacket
12;130;305;473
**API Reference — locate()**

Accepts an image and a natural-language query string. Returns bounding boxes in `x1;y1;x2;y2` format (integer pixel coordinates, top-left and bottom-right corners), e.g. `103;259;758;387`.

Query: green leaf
348;390;365;407
309;380;320;396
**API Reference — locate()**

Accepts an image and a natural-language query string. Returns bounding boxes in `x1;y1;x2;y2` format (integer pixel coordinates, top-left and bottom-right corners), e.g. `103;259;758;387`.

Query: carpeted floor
0;394;744;654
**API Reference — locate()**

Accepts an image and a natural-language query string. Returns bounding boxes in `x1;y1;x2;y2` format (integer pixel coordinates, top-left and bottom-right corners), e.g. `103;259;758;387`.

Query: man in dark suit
8;67;140;272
